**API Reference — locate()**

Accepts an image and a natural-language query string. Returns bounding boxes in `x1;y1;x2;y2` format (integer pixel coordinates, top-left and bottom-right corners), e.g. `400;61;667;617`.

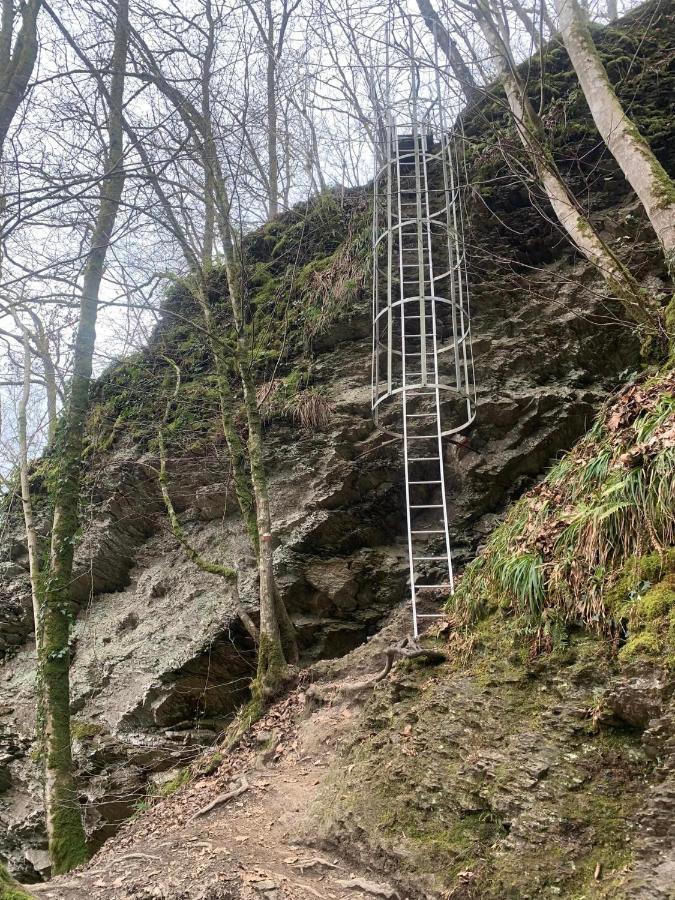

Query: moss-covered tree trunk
129;25;297;702
474;0;662;335
0;0;41;154
39;0;128;873
238;344;298;691
554;0;675;276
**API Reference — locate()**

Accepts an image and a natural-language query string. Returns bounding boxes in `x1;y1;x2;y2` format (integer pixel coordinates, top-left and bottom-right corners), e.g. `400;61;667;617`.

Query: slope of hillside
1;0;674;887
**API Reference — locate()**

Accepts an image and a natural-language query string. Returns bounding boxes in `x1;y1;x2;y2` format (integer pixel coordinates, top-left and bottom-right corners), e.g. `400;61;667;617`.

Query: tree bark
554;0;675;275
265;0;279;217
40;0;128;873
474;0;662;333
415;0;478;104
0;0;42;155
17;334;42;644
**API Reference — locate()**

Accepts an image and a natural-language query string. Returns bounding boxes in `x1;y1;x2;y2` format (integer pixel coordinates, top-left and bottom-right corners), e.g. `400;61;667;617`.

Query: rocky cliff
1;0;674;886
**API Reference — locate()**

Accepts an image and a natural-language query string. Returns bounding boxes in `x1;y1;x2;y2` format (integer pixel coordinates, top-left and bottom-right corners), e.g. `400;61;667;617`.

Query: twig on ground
291;856;339;873
190;776;250;820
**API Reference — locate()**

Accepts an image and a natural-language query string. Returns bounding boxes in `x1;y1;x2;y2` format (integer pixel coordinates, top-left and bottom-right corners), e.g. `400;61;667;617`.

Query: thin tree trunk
509;0;540;46
554;0;675;275
474;0;662;333
266;0;279;218
157;358;260;643
40;0;128;872
201;0;215;266
0;0;42;154
17;334;42;643
415;0;478;104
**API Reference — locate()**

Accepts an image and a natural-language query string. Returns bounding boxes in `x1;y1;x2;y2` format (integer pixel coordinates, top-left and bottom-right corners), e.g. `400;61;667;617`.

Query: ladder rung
408;458;440;462
410;504;444;508
411;529;443;533
416;613;444;618
413;556;448;560
415;584;452;590
408;480;442;484
406;412;435;417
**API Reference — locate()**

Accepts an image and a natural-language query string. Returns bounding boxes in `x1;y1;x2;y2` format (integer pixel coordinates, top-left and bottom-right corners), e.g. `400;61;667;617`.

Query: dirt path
29;615;411;900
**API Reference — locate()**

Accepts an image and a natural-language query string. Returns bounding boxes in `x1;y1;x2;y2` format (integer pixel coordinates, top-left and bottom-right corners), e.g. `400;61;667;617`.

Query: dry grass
284;389;334;429
297;238;367;340
256;380;333;430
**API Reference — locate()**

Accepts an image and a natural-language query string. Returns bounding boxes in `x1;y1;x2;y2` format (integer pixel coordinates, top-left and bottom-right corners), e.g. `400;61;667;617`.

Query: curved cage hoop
370;116;477;637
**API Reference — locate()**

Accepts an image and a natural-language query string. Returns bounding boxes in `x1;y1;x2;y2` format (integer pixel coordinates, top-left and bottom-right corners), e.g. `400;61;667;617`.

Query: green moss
605;549;675;613
620;631;661;662
195;752;223;777
0;863;34;899
157;767;191;798
70;720;105;741
637;574;675;620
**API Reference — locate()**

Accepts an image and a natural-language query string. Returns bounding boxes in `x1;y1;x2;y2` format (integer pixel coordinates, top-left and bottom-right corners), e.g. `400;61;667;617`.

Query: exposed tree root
190;776;250;821
309;637;446;701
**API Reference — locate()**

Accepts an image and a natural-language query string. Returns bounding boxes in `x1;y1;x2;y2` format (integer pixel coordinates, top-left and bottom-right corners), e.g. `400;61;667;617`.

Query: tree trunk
415;0;478;104
239;356;297;692
40;0;128;873
157;358;260;644
554;0;675;275
201;0;215;266
509;0;541;46
17;335;42;643
266;0;279;218
474;0;662;333
0;0;42;155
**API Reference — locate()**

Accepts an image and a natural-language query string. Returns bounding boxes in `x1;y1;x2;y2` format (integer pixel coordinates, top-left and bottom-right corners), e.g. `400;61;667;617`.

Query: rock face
0;271;642;881
1;0;673;879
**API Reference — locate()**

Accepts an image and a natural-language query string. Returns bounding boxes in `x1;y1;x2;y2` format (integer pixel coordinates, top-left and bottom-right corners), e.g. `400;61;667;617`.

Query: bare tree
467;0;662;334
415;0;478;102
242;0;301;217
125;7;298;701
554;0;675;276
0;0;42;155
38;0;129;872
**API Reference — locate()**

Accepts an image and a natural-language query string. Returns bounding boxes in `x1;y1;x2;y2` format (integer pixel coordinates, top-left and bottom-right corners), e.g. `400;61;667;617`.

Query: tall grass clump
453;372;675;638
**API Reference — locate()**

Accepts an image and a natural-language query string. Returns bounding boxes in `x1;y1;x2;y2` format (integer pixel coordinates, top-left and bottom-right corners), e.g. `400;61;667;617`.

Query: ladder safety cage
370;56;477;636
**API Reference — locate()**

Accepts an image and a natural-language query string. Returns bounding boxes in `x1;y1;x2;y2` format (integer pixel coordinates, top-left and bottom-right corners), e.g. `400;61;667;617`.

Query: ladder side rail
430;283;456;598
386;122;394;394
412;123;427;386
455;126;478;416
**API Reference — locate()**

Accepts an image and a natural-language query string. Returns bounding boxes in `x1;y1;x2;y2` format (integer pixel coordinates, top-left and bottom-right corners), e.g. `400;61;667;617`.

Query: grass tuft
452;371;675;654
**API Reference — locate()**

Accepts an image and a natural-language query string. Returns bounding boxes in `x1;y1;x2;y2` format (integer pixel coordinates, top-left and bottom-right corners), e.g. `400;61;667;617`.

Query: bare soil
27;612;412;900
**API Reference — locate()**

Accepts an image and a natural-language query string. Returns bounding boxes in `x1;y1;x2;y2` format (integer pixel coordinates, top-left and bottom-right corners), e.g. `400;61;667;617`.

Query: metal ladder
395;131;454;637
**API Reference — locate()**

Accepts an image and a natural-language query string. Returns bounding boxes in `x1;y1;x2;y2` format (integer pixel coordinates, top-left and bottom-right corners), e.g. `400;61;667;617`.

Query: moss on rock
0;864;34;900
312;623;648;898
